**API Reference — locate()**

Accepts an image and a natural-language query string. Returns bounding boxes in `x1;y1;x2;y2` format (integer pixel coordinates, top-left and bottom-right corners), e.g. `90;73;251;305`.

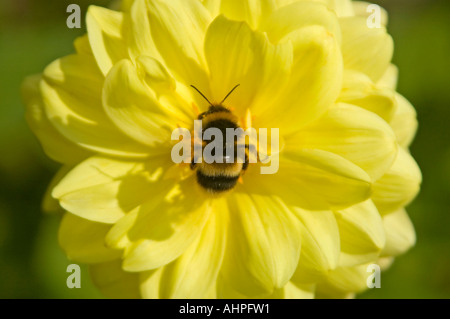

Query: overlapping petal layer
221;192;302;296
22;75;91;164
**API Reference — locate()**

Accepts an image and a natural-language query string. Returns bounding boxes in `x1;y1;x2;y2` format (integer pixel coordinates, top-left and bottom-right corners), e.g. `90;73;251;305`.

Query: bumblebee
190;85;249;193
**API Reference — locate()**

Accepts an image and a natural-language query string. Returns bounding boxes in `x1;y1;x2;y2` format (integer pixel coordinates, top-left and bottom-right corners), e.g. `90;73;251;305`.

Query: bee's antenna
190;85;212;106
220;84;240;105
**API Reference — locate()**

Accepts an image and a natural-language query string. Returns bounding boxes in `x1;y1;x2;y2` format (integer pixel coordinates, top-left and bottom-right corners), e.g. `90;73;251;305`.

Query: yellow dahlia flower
23;0;421;298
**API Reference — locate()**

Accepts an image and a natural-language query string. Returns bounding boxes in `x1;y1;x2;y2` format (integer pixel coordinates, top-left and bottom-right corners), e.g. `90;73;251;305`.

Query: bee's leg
242;146;249;171
190;157;197;170
197;112;206;120
190;133;200;170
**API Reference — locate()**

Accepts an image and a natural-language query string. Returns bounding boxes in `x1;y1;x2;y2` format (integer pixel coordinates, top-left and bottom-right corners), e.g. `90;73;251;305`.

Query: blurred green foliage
0;0;449;298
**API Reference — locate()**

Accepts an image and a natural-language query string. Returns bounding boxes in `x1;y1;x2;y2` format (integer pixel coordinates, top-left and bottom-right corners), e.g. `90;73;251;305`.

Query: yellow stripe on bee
197;162;243;177
201;111;238;126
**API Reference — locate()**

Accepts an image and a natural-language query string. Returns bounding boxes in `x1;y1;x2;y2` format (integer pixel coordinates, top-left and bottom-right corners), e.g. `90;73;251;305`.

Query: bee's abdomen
196;170;239;193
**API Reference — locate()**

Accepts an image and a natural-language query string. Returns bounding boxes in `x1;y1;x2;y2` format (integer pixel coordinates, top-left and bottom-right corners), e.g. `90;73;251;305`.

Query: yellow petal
42;165;72;214
372;148;422;214
141;202;227;298
22;74;91;164
139;268;165;298
141;266;220;299
377;64;398;90
204;15;292;116
59;213;122;263
216;275;248;298
218;278;315;299
41;55;149;158
146;0;211;89
136;56;176;94
274;0;297;8
334;200;385;267
378;256;394;271
90;259;141;298
262;1;341;44
218;0;276;29
74;35;93;56
103;59;193;148
340;16;393;82
292;103;397;181
86;6;129;75
275;0;354;18
247;149;371;210
165;208;226;298
126;0;163;62
316;263;370;295
43;55;104;121
120;0;134;12
108;177;211;271
202;0;221;17
53;156;172;224
338;251;379;269
389;93;418;148
291;209;340;284
274;282;315;299
315;290;354;299
326;0;354;17
220;192;302;296
339;70;398;122
352;1;388;26
257;25;343;133
381;209;416;257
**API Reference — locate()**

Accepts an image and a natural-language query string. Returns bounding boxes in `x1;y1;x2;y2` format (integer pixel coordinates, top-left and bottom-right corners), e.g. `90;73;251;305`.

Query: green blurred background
0;0;449;298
